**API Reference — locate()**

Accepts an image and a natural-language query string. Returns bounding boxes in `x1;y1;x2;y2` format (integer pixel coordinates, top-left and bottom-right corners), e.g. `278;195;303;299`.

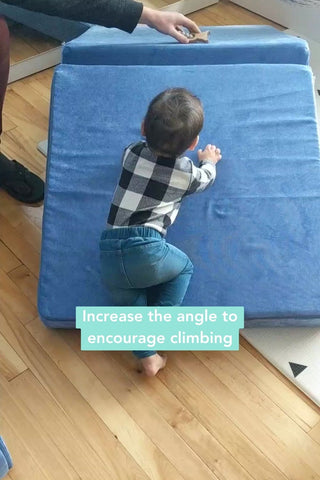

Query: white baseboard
8;46;62;84
161;0;219;14
37;139;48;157
231;0;320;43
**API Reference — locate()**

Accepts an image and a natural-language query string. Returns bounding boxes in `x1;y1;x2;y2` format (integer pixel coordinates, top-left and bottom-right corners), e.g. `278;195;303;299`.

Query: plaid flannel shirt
107;141;216;236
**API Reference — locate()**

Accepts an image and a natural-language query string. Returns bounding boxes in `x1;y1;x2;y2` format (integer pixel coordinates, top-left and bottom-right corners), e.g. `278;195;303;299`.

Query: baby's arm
187;144;222;194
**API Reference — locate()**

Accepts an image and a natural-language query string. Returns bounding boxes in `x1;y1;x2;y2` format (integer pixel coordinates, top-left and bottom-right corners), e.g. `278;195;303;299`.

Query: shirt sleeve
2;0;144;33
186;160;217;195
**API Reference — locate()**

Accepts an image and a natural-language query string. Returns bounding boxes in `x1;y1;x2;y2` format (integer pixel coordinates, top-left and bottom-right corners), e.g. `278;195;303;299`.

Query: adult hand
139;7;201;44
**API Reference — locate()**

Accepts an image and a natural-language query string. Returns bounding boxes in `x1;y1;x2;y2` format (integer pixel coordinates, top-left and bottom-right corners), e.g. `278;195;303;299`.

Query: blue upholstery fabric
62;25;309;66
38;63;320;328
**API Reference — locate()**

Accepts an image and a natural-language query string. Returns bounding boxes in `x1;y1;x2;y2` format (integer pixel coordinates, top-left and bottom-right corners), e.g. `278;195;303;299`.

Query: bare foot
140;354;167;377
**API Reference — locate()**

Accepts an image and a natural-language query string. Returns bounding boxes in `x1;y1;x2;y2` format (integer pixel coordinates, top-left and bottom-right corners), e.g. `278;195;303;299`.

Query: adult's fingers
169;26;189;44
181;17;201;33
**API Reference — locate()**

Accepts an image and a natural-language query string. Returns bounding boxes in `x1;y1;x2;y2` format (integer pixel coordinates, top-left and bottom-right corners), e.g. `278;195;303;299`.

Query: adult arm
1;1;200;40
1;0;143;33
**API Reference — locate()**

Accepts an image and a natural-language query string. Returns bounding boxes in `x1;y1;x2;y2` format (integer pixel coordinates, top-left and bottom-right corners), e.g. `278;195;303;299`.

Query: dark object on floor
0;159;44;203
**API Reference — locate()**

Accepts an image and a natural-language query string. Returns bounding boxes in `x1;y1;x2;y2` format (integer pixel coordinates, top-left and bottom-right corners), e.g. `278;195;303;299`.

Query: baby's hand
198;144;222;164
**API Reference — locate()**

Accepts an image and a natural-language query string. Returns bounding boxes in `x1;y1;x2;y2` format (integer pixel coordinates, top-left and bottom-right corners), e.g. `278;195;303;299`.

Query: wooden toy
183;31;210;43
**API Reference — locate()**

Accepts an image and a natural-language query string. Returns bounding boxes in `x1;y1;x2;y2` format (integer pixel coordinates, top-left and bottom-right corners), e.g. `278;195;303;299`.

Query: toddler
100;88;221;376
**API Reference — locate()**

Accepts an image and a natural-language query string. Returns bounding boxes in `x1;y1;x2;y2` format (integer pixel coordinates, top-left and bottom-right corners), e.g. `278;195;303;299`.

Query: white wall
232;0;320;42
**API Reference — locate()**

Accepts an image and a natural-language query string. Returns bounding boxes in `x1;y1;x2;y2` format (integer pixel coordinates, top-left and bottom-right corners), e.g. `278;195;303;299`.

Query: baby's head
142;88;204;158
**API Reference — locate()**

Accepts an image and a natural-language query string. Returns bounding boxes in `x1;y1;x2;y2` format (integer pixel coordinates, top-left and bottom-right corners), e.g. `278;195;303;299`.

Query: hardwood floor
1;2;319;479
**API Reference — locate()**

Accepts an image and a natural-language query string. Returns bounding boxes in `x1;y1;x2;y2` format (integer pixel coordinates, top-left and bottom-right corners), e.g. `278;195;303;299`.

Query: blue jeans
0;437;13;479
100;227;193;359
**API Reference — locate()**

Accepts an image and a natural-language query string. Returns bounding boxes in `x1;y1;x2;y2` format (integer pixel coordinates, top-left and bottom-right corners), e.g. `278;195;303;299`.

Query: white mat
241;328;320;406
37;139;48;157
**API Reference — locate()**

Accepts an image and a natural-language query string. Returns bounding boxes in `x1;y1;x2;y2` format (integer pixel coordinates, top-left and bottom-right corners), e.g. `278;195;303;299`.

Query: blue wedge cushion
38;63;320;328
62;25;309;66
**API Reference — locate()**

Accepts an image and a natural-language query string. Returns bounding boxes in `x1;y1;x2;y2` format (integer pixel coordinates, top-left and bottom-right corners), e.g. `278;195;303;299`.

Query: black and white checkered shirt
107;141;216;236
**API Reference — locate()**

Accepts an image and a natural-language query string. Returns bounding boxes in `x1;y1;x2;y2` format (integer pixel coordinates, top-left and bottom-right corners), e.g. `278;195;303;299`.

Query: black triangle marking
318;89;320;96
289;362;308;378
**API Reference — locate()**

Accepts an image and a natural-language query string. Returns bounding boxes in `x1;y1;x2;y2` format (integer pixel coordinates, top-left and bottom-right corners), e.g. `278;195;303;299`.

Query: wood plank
159;357;289;480
0;332;27;380
9;23;59;65
0;413;50;480
30;68;54;91
106;349;254;480
0;192;27;228
195;350;320;469
0;269;37;324
0;373;79;480
188;0;285;28
26;318;195;480
23;76;52;102
19;202;44;231
10;35;38;64
3;87;49;137
10;369;125;480
0;192;42;252
14;218;42;254
167;351;320;480
0;214;40;277
0;310;150;480
309;422;320;445
226;338;320;430
59;330;223;480
1;129;47;176
11;80;51;118
1;113;17;133
0;132;45;178
0;190;44;231
0;240;21;273
8;265;38;307
10;24;60;56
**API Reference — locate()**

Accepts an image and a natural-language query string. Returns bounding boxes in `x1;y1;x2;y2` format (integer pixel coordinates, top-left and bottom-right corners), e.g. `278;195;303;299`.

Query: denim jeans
0;437;13;479
100;226;193;358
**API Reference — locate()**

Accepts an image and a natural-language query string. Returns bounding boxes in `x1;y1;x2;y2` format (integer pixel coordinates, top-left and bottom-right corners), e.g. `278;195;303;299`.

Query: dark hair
144;88;204;157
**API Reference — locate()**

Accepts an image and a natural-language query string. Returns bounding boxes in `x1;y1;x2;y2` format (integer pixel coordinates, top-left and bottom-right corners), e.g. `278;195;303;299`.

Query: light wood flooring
1;2;320;479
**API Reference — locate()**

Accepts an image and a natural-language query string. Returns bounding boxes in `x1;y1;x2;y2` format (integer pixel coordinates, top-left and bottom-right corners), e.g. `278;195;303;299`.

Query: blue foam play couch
38;26;320;328
62;25;309;66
